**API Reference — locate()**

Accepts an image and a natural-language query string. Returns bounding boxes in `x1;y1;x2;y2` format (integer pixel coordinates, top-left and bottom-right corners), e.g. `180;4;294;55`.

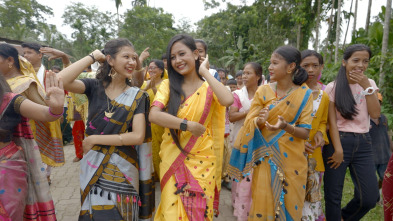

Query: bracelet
291;125;296;134
48;107;64;117
118;134;124;146
88;54;96;63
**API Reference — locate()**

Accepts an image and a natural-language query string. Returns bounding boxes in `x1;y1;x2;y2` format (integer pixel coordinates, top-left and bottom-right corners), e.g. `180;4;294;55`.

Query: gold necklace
272;83;293;106
105;97;116;118
104;84;128;118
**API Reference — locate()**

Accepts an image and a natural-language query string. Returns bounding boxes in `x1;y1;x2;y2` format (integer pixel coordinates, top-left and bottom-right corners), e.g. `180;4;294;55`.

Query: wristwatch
361;87;376;96
180;119;188;131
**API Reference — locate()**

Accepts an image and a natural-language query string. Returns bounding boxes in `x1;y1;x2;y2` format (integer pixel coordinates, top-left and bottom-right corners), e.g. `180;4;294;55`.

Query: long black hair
0;74;12;140
149;59;165;78
0;44;21;71
166;34;203;154
244;62;263;85
274;46;308;85
334;44;372;120
96;38;134;88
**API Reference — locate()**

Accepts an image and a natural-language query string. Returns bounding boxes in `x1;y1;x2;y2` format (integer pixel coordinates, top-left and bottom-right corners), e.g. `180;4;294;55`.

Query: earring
8;64;13;69
109;67;117;78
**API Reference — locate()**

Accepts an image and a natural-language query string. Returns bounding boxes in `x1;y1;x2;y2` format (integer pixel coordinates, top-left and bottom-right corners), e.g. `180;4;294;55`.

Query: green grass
321;169;384;221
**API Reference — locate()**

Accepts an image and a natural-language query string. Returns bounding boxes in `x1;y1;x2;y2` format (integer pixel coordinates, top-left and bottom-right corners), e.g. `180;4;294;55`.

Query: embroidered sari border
160;86;214;191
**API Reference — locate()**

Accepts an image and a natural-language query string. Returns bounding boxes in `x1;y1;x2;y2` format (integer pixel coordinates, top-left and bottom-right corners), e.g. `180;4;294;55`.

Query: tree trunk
379;0;392;88
314;0;321;50
335;0;342;63
297;23;301;49
352;0;358;37
365;0;373;34
343;0;354;47
325;7;334;63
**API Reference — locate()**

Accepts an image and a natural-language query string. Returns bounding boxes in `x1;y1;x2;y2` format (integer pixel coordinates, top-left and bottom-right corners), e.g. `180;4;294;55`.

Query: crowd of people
0;33;392;221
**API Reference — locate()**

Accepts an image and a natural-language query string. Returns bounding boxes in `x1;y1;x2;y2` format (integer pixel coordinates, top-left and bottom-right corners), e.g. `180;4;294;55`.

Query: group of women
0;32;389;221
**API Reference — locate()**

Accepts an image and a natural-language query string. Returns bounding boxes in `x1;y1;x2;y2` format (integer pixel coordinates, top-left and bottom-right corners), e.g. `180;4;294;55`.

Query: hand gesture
40;47;68;61
82;136;95;154
265;115;287;131
305;142;315;153
199;54;210;76
44;71;64;108
256;107;269;128
139;47;150;63
91;49;106;63
187;121;206;137
150;72;160;87
313;131;325;148
327;150;344;169
348;70;370;89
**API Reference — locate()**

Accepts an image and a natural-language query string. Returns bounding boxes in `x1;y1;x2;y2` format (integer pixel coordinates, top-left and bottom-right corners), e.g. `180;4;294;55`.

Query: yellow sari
228;84;313;221
153;80;225;221
308;90;329;172
6;57;64;167
143;81;165;178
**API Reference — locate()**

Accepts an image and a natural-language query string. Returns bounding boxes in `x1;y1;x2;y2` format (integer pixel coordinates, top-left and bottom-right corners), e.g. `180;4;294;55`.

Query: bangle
118;134;124;146
48;107;64;117
291;125;296;134
88;54;96;63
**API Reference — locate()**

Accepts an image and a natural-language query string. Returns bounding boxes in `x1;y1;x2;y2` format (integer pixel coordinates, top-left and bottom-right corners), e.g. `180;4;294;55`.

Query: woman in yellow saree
228;46;313;221
142;59;166;178
2;44;64;180
150;34;233;220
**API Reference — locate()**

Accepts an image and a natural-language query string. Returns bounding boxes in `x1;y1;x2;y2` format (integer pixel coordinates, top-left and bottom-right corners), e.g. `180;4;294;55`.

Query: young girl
0;70;64;220
149;34;233;220
323;44;380;220
229;62;263;221
300;50;329;221
228;46;313;220
58;38;154;220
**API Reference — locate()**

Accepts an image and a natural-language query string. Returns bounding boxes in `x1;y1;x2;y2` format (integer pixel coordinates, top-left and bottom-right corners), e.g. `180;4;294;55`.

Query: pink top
325;79;378;133
232;93;242;109
232;93;252;110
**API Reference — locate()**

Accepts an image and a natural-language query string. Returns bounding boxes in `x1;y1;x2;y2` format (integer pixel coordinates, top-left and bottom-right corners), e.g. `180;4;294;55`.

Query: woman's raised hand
91;49;106;63
44;71;65;109
348;70;370;89
265;115;287;131
256;107;269;128
187;121;206;137
199;54;210;76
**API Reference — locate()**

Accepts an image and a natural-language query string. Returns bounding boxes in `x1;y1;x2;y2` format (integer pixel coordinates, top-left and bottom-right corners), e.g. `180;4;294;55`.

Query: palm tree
352;0;358;37
365;0;373;34
379;0;392;87
314;0;322;50
114;0;122;36
334;0;342;63
343;0;354;47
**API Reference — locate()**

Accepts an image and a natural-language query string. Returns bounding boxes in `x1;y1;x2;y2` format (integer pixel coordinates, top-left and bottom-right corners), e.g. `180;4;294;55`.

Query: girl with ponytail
323;44;380;220
228;45;314;220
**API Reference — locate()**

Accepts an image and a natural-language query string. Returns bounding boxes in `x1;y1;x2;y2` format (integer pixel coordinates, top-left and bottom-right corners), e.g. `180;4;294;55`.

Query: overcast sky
37;0;386;47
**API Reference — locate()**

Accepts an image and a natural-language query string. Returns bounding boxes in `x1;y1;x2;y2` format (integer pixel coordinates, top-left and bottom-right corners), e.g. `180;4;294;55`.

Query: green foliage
0;0;53;40
119;6;176;64
62;3;117;59
196;0;331;76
